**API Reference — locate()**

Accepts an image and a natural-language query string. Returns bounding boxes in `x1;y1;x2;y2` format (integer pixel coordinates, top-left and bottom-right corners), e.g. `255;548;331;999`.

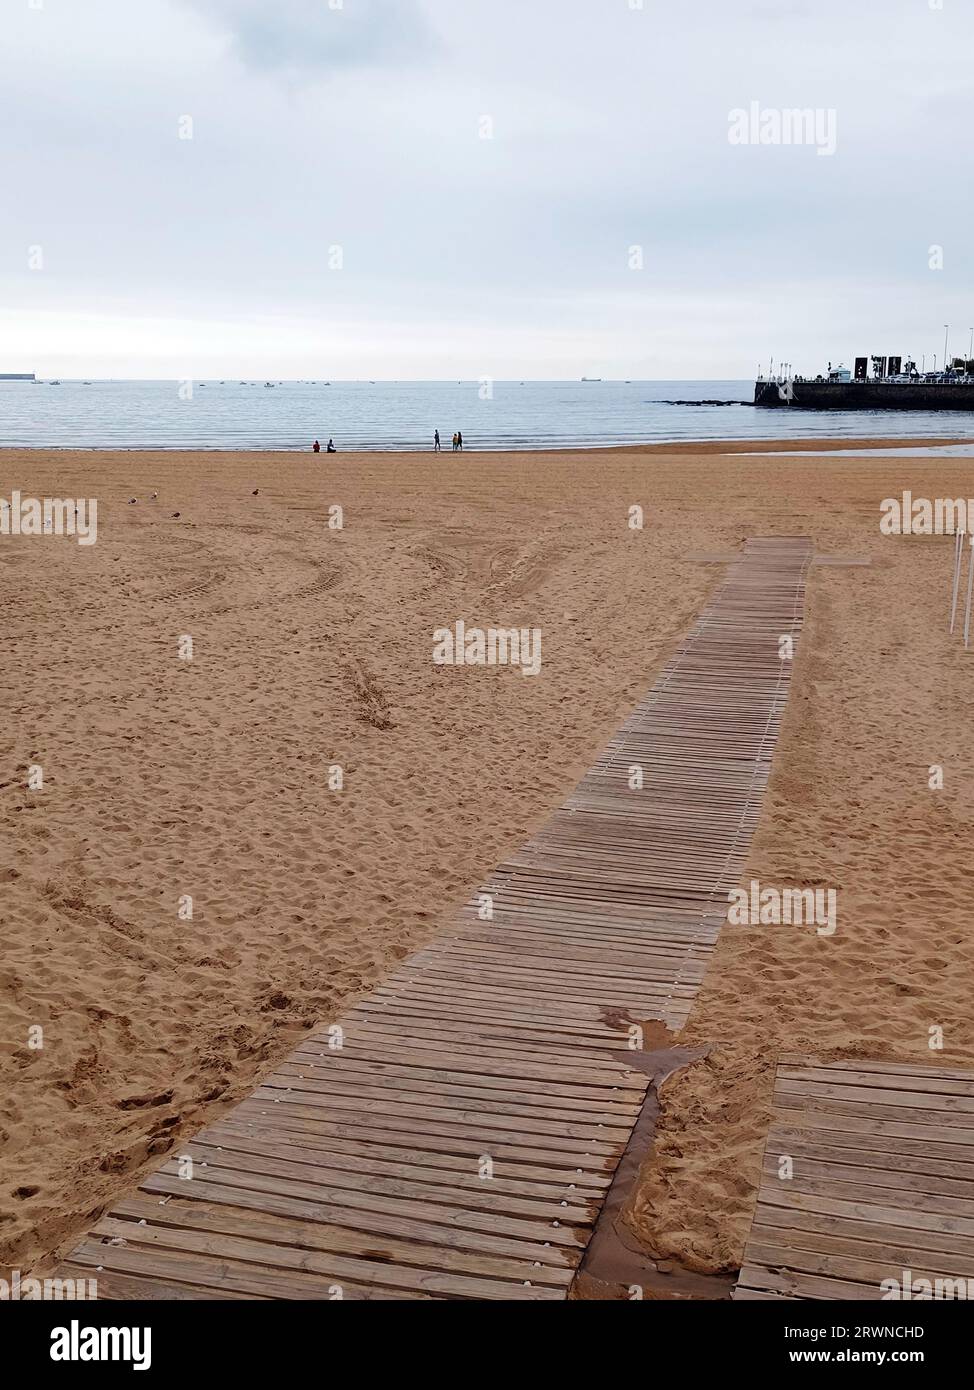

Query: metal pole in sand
950;528;964;633
965;535;974;650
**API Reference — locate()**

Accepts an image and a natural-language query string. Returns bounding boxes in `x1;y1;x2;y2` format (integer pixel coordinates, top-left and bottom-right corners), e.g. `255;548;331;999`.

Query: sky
1;0;973;379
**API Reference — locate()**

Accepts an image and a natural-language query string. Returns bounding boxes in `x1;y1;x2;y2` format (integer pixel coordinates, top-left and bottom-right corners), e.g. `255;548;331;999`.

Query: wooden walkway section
735;1057;974;1300
56;537;812;1299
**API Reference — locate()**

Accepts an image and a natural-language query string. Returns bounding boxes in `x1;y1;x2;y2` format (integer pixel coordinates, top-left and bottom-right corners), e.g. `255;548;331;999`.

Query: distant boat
0;372;35;381
264;382;275;388
581;377;602;382
50;380;62;385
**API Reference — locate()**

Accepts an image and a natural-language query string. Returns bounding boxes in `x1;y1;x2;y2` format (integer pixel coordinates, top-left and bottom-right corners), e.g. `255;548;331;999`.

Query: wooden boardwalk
56;537;812;1299
735;1057;974;1300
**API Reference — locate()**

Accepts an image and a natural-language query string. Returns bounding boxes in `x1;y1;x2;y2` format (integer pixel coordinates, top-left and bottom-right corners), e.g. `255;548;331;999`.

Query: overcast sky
2;0;972;379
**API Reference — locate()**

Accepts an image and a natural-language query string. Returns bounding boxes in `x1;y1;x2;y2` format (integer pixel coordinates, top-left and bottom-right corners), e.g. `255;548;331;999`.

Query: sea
2;378;974;451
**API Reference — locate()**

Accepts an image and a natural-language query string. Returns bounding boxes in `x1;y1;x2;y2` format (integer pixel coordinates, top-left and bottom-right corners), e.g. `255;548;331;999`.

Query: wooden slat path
735;1056;974;1300
57;536;811;1299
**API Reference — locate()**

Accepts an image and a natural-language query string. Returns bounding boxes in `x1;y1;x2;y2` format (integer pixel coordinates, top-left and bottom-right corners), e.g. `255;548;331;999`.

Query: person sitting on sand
313;439;321;453
327;439;336;453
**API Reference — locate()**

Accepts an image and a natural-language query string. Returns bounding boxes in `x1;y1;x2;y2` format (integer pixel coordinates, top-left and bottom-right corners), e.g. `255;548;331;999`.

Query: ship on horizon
0;372;35;382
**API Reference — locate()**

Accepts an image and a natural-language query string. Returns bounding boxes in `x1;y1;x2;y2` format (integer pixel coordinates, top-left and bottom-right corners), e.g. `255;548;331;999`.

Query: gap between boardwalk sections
57;536;812;1300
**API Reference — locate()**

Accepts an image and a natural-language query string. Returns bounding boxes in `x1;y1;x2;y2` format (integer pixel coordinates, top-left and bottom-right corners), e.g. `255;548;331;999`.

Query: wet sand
1;441;972;1280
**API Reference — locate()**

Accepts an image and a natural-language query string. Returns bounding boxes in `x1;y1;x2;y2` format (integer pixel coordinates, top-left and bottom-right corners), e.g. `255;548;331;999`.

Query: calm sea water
2;378;973;450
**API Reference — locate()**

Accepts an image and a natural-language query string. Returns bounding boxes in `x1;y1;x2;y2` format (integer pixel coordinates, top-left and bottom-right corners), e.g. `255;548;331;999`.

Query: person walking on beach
457;430;463;452
313;439;321;453
434;429;440;452
452;432;459;452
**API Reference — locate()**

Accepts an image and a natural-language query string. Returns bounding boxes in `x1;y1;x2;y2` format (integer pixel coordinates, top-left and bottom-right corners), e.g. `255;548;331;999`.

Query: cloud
6;0;974;377
176;0;434;74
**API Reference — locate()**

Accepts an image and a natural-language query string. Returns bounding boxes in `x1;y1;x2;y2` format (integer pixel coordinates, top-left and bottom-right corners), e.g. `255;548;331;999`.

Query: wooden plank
230;1101;621;1172
761;1151;974;1201
737;1057;974;1301
214;1118;612;1192
57;1266;264;1301
262;1067;634;1121
737;1264;877;1301
249;1088;629;1150
770;1134;974;1180
141;1161;591;1248
134;1174;577;1266
91;1217;561;1301
750;1220;974;1277
110;1193;574;1287
65;1239;424;1301
771;1106;974;1148
778;1064;974;1097
776;1077;974;1117
756;1185;974;1238
778;1056;974;1083
745;1239;970;1292
195;1127;602;1201
175;1142;596;1224
283;1053;643;1107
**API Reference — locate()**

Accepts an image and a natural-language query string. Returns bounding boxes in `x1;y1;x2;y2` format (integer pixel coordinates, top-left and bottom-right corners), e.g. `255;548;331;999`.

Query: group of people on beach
312;432;465;453
433;430;463;452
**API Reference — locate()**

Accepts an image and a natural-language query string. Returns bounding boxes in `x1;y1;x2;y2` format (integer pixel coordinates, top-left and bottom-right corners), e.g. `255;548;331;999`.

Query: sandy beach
2;441;973;1281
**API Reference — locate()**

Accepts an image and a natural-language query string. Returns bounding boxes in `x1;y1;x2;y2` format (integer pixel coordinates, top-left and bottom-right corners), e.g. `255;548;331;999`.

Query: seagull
252;488;259;496
171;512;181;518
129;497;137;504
151;492;158;500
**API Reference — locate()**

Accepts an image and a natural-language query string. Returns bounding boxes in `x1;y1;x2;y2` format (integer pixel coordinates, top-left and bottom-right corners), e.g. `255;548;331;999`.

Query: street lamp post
944;325;950;373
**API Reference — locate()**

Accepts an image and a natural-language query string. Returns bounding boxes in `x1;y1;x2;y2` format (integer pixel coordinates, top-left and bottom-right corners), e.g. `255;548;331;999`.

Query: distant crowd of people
433;430;463;452
312;431;466;454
